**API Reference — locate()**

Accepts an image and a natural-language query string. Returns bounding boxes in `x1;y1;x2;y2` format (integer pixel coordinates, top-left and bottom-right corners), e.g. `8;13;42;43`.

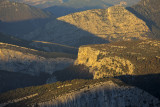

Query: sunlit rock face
0;43;74;75
38;81;160;107
75;40;160;79
58;6;151;41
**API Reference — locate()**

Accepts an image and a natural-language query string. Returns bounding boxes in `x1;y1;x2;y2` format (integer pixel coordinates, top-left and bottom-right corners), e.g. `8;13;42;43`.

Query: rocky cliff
24;6;150;47
1;79;159;107
0;42;74;75
75;40;160;79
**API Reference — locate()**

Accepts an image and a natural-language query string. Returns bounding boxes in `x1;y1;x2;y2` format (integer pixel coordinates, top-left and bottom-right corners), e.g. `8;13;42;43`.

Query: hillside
0;42;75;76
0;78;159;107
0;0;53;36
24;6;150;47
130;0;160;39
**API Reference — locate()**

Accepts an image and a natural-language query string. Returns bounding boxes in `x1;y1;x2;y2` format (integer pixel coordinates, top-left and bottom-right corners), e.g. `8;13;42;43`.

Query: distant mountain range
9;0;140;17
9;0;141;8
0;0;53;36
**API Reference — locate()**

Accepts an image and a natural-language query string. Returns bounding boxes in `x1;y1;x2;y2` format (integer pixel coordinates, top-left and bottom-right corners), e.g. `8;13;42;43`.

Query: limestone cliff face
75;40;160;79
24;6;150;47
38;81;160;107
0;43;74;75
75;46;134;79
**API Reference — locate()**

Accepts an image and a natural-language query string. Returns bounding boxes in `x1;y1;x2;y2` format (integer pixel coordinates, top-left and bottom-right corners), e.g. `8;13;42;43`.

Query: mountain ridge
24;6;151;47
0;78;159;107
58;6;151;41
0;0;51;22
0;0;54;37
0;42;75;76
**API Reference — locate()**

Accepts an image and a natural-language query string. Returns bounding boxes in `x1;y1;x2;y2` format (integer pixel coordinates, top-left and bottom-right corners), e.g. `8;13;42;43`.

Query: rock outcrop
75;40;160;79
0;42;74;75
24;6;151;47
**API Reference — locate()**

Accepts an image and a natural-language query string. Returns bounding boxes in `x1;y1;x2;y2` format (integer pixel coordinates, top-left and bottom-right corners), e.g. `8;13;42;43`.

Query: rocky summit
75;40;160;79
